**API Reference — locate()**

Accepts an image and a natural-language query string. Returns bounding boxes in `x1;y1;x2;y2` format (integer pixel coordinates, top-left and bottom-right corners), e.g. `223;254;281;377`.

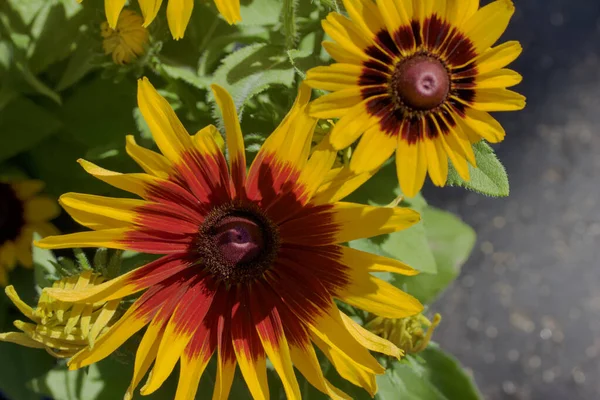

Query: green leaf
211;43;295;118
376;348;482;400
55;34;99;92
0;342;56;400
60;77;138;148
446;141;509;197
393;206;476;305
418;346;483;400
239;0;284;26
0;96;62;161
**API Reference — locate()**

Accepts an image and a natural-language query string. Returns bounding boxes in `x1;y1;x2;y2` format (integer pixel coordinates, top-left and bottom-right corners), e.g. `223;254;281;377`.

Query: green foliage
447;141;510;197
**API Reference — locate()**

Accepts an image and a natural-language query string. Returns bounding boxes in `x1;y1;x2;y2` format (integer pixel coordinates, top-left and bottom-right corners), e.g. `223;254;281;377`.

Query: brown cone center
392;55;450;111
212;216;265;265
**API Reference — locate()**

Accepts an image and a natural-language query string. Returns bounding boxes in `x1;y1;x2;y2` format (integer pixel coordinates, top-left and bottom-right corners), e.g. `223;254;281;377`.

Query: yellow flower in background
0;270;120;358
90;0;241;40
101;9;149;65
36;77;423;399
366;313;441;355
306;0;526;197
0;179;59;286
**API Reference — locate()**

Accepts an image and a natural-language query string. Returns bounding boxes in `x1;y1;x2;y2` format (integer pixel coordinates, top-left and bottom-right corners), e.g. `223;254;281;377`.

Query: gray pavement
426;1;600;399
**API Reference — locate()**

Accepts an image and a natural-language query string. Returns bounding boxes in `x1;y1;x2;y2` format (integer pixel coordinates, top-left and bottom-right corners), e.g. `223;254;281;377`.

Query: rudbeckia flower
0;179;59;286
37;78;423;399
88;0;241;40
306;0;526;197
0;270;120;358
101;9;149;65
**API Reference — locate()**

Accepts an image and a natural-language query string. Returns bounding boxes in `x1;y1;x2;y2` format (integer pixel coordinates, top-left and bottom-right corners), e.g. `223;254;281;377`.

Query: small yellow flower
366;313;442;355
101;9;149;65
0;179;59;286
0;270;120;358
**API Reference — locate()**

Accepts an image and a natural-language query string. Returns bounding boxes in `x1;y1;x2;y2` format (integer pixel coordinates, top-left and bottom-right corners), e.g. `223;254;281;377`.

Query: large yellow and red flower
37;78;423;399
306;0;526;197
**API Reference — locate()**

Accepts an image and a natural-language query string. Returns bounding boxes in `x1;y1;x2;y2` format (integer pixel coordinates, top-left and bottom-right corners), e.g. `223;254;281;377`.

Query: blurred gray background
425;1;600;399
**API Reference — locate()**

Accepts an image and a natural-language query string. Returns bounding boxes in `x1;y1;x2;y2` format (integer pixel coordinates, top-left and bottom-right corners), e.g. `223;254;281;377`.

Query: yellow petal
463;0;515;53
211;84;246;194
375;0;413;45
476;68;522;88
105;0;126;28
424;138;448;187
0;332;46;349
214;0;242;24
445;0;479;28
125;135;171;179
78;159;160;199
338;272;423;318
313;166;378;205
349;127;397;173
305;64;362;91
137;77;193;162
322;41;368;64
322;13;371;61
471;88;526;111
308;87;364;119
10;180;44;200
167;0;194;40
459;108;506;143
476;41;522;74
24;196;60;223
396;140;428;198
340;312;403;359
59;193;141;230
342;0;386;39
339;246;418;276
332;202;421;243
289;343;350;400
138;0;163;27
35;228;129;251
174;350;212;400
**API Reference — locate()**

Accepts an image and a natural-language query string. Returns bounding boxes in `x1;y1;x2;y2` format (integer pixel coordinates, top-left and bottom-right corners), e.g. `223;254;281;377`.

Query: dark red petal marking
168;273;217;336
246;154;307;222
123;229;194;254
400;118;425;145
393;25;416;53
439;29;477;68
424;15;447;51
175;149;232;209
230;158;247;201
126;254;196;292
251;279;308;347
411;21;423;47
146;180;208;216
358;68;389;87
278;204;337;245
213;288;236;363
231;286;266;361
135;203;201;235
360;85;389;101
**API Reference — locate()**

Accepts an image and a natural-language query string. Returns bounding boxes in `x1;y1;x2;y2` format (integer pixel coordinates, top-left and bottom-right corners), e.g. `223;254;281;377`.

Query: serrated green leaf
393;206;476;305
447;141;509;197
211;43;295;120
0;96;62;161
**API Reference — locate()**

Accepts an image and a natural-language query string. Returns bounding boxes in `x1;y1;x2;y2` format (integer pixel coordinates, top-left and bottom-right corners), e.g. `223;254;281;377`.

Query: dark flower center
391;55;450;111
212;216;264;265
197;203;279;284
0;182;25;245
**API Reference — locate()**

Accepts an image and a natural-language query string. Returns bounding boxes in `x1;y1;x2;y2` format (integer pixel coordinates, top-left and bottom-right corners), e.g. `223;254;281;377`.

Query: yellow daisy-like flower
88;0;241;40
0;270;120;358
101;9;149;65
0;179;59;286
306;0;526;197
36;77;423;399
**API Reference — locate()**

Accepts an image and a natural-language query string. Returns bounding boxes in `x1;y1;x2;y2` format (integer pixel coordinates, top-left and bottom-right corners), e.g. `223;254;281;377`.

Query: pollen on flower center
197;202;279;284
391;55;450;112
0;183;25;244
